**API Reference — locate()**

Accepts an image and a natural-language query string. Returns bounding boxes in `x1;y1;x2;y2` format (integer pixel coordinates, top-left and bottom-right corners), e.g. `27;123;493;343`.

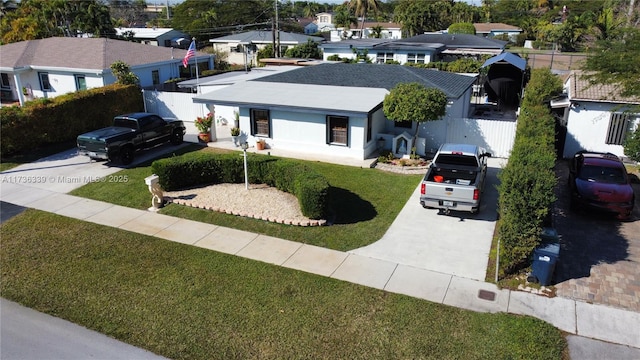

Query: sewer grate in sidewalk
478;289;496;301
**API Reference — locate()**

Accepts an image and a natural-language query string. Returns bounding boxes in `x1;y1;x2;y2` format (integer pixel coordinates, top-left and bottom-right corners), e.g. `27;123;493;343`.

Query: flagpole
193;37;199;95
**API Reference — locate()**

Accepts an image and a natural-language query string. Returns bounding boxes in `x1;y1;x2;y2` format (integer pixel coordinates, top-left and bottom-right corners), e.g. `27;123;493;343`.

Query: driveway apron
351;158;504;281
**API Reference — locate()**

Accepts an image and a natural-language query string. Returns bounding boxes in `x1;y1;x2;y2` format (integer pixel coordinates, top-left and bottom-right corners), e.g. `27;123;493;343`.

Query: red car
568;151;635;220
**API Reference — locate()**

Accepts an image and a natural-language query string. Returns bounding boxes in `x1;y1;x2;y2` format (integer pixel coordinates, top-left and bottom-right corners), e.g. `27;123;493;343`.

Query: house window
251;109;270;137
376;52;394;64
74;75;86;90
367;115;372;142
327;115;348;145
407;53;426;64
606;112;632;145
395;120;412;129
1;73;9;89
39;72;51;91
152;70;160;85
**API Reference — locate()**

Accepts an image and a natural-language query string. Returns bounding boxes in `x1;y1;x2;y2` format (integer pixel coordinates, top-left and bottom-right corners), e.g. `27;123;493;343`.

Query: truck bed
425;166;478;186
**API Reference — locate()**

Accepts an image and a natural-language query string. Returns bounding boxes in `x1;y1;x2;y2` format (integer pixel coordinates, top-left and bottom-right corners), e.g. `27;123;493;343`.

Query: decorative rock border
167;198;327;227
373;160;430;175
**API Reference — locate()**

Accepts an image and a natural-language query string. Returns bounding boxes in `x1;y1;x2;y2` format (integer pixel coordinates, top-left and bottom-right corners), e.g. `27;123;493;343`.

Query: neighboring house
321;33;506;64
473;23;523;42
299;17;318;35
316;12;335;33
191;63;478;160
209;30;325;67
0;37;212;106
115;27;189;47
551;71;640;159
331;22;403;41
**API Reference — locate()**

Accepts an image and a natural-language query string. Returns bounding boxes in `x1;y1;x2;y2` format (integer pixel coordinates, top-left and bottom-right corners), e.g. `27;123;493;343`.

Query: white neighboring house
331;22;403;41
114;27;189;47
191;63;478;161
321;33;506;64
0;37;212;106
316;12;336;33
552;71;640;159
209;30;324;67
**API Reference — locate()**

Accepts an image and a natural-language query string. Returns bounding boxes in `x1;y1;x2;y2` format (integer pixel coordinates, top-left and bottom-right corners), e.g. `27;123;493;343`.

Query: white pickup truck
419;143;492;214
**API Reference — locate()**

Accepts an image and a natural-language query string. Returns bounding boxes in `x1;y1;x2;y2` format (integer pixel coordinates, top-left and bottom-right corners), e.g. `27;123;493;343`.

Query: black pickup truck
77;112;186;165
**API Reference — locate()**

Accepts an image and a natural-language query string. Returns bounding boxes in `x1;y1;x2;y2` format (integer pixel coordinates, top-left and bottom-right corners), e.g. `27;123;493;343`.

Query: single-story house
0;37;212;106
192;63;477;160
114;27;190;47
551;71;640;159
321;33;506;64
331;22;403;41
209;30;324;67
473;23;523;42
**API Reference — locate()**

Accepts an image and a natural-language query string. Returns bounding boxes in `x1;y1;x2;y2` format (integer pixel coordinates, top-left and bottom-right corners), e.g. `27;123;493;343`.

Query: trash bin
527;228;560;286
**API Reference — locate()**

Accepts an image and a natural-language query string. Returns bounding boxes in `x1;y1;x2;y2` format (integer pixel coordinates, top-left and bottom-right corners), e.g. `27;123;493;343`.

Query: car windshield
578;165;627;184
113;118;138;130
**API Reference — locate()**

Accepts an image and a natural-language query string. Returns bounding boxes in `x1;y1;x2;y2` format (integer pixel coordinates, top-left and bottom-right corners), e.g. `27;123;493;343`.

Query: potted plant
195;113;213;142
230;127;240;146
256;138;266;150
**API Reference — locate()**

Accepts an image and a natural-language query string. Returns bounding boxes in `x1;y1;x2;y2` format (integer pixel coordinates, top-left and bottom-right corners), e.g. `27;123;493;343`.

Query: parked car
77;112;186;165
568;151;635;220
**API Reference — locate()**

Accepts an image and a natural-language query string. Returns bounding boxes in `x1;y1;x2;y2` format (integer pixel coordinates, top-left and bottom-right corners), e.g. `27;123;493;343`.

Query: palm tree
333;4;357;39
348;0;380;38
303;2;319;19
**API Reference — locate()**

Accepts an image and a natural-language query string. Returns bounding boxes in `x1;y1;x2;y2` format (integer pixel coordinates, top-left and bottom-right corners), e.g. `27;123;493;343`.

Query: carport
481;52;526;110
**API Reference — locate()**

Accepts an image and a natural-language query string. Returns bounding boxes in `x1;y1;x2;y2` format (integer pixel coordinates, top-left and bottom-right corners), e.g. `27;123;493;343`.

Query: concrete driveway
552;160;640;312
0;143;190;195
352;157;505;281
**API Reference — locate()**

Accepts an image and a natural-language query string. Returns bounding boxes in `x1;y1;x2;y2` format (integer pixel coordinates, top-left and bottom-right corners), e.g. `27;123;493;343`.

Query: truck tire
171;130;184;145
119;146;134;165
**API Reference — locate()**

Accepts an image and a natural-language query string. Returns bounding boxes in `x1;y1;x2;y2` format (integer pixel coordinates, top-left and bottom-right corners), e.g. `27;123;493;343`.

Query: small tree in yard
383;82;448;139
625;127;640;162
110;61;139;85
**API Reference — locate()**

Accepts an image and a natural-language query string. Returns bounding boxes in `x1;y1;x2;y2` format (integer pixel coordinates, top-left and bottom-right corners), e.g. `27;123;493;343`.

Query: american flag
182;40;196;68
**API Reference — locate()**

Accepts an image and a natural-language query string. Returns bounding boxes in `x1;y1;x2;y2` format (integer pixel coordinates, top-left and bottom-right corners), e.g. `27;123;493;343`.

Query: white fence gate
446;117;517;158
142;90;239;142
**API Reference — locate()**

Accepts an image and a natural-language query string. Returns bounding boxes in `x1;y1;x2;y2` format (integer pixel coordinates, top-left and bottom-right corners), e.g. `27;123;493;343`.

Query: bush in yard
0;84;142;157
624;126;640;162
496;68;559;275
152;152;330;219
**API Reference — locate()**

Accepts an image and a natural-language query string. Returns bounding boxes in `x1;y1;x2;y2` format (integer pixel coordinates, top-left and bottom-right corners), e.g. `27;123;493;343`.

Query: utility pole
275;0;280;58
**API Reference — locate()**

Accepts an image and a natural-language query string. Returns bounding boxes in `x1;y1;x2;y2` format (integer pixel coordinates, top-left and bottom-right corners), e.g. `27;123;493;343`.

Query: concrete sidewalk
2;181;639;351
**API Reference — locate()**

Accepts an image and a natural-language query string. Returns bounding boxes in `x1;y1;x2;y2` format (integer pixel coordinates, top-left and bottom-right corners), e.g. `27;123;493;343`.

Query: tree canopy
383;82;448;135
582;26;640;98
0;0;114;43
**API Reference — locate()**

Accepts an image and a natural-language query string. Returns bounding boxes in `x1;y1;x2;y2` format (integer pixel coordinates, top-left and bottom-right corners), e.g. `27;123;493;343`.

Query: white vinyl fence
142;89;239;142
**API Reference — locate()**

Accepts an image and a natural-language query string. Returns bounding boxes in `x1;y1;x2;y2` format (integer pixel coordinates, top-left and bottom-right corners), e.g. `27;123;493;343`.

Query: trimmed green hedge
497;68;562;274
151;152;329;220
0;84;142;156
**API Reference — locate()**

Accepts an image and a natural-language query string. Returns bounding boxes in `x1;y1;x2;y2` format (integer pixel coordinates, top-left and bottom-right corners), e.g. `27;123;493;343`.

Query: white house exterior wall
563;102;640;159
239;108;369;160
19;70;105;99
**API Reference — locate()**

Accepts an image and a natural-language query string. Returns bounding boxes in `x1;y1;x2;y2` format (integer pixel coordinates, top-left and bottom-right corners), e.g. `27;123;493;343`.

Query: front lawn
0;210;567;360
70;147;422;251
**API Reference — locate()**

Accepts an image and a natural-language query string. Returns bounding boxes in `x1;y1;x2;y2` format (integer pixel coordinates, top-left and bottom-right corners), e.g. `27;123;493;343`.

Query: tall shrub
0;84;142;156
497;69;559;274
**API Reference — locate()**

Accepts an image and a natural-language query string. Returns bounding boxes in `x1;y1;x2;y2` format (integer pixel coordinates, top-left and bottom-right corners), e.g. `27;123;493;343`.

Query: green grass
71;147;422;251
0;140;77;172
1;210;567;360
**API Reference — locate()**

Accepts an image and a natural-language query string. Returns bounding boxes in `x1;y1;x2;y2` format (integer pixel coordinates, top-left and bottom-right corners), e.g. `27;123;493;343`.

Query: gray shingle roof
253;63;477;98
0;37;205;70
399;33;507;49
